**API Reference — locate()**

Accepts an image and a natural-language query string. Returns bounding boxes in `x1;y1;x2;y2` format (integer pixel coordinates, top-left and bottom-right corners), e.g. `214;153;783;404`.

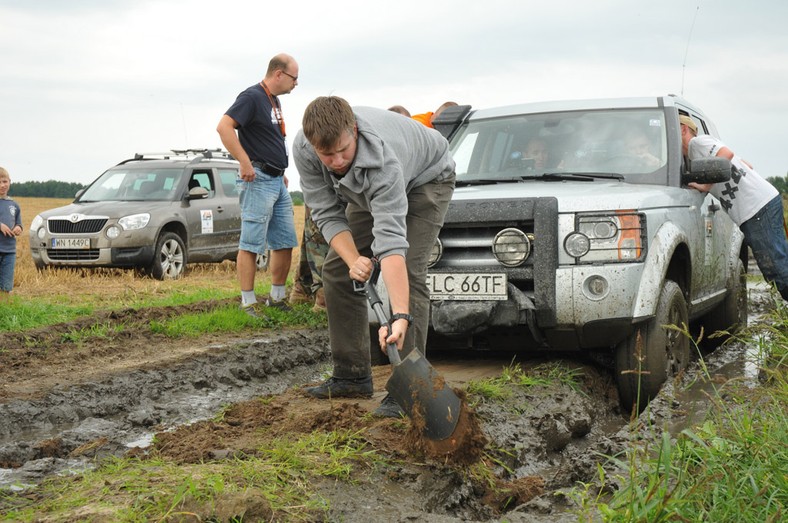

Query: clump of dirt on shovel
404;389;487;466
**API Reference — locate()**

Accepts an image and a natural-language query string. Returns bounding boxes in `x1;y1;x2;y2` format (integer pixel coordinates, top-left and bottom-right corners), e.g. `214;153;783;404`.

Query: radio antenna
681;5;701;96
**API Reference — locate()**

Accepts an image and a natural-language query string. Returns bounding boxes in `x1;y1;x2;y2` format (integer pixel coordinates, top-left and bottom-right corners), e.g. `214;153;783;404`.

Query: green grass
467;360;584;405
0;298;94;332
573;299;788;522
1;429;383;522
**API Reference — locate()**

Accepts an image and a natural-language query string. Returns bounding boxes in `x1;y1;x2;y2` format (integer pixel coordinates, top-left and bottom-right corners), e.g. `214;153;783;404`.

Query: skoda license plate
51;238;90;249
427;273;507;301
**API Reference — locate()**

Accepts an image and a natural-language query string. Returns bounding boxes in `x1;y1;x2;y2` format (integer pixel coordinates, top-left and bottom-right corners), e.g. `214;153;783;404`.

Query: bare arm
217;115;256;182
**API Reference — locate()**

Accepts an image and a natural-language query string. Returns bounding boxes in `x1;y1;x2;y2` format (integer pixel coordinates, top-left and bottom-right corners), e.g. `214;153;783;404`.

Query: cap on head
679;115;698;134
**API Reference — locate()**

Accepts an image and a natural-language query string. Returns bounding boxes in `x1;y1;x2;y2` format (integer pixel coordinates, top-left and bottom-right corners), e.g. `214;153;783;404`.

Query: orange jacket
411;112;434;128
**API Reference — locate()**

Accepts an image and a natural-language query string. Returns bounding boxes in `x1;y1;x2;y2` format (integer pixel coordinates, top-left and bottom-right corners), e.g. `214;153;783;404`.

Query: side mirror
186;186;209;200
432;104;472;140
682;157;731;185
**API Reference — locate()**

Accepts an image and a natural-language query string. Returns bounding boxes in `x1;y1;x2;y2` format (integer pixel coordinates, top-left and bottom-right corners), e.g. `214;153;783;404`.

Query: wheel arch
631;222;691;320
159;220;189;249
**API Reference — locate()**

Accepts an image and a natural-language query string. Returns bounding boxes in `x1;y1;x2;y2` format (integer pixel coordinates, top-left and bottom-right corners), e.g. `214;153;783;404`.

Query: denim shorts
0;252;16;292
238;168;298;254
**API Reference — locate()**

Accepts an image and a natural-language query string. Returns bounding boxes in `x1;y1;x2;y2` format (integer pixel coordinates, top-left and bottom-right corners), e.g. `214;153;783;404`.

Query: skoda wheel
150;232;186;280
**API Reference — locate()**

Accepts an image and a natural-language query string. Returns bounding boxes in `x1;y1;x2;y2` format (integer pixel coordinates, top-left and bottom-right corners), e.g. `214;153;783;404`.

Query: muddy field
0;283;774;522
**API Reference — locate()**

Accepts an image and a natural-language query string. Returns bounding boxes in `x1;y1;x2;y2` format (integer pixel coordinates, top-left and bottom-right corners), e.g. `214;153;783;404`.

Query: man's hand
688;182;713;193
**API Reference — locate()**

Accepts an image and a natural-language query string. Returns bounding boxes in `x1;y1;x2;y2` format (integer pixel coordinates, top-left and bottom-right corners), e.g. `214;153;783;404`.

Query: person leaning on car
680;115;788;301
293;96;456;417
217;53;300;316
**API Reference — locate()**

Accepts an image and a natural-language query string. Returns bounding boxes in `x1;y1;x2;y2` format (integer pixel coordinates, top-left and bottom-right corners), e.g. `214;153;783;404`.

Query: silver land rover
29;149;244;279
427;95;748;410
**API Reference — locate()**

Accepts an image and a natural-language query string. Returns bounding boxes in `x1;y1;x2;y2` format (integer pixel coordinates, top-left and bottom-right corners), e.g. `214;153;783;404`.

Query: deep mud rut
0;284;776;522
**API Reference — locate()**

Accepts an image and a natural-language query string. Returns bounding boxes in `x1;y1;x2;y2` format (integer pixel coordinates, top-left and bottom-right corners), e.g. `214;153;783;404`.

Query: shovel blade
386;351;462;441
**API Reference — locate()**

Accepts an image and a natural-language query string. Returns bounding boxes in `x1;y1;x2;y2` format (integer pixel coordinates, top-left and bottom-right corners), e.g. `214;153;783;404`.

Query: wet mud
0;283;777;522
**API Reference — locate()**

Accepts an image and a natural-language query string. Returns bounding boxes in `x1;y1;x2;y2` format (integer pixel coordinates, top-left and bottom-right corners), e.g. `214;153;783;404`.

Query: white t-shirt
688;135;778;225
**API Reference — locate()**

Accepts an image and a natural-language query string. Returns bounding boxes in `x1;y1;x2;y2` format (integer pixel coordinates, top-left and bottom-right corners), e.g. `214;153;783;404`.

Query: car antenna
681;4;700;96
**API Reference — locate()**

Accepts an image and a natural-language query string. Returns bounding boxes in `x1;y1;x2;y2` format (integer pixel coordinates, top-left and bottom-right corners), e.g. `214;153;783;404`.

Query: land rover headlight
492;227;530;267
427;238;443;268
565;232;591;257
118;213;150;231
567;211;644;262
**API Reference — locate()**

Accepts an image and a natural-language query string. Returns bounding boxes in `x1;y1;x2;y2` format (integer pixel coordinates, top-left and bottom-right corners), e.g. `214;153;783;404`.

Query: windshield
451;108;668;185
78;167;185;202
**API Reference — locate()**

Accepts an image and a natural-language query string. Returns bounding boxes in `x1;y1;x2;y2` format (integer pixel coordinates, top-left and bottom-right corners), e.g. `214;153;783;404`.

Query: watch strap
389;313;413;325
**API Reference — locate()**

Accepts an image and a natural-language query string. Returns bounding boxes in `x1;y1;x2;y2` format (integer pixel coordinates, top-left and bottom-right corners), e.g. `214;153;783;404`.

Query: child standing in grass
0;167;23;293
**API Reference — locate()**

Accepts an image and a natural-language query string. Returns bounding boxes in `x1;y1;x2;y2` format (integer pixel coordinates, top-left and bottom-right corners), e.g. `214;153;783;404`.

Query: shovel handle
353;260;402;366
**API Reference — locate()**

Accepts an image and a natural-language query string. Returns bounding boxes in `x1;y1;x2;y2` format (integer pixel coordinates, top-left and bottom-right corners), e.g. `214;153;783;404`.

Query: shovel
354;261;462;441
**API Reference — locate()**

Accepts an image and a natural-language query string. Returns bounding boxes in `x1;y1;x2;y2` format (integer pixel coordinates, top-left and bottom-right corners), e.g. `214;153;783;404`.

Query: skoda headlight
118;213;150;231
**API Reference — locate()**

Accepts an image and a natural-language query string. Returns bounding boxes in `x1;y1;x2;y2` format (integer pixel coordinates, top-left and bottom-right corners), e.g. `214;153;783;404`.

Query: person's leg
0;254;15;292
373;176;455;417
237;173;273;306
741;195;788;301
263;176;298;303
304;203;374;398
402;176;455;356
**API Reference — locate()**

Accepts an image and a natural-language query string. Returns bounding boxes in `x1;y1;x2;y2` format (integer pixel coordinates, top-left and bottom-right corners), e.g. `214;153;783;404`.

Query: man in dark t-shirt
217;53;300;316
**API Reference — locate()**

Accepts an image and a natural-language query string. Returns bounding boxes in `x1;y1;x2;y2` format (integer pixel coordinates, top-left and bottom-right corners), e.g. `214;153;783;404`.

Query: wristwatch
389;313;414;325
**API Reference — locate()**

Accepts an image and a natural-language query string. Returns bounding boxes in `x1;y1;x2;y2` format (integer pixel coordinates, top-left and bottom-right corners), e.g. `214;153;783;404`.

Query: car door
183;167;239;261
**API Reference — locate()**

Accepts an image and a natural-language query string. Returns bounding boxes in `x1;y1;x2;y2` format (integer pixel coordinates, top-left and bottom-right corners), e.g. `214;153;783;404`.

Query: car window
218;168;241;197
79;168;184;201
188;170;215;197
451;109;669;185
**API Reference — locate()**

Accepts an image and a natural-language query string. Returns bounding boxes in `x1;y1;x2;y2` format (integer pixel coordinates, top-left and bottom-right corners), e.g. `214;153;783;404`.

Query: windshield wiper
529;172;625;182
456;177;522;187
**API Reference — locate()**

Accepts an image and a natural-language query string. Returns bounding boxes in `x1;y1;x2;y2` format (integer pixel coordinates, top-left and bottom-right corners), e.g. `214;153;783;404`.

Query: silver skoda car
29;149;243;279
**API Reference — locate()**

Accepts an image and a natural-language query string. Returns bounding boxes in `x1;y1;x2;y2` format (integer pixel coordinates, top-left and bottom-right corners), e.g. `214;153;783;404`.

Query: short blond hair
0;167;9;181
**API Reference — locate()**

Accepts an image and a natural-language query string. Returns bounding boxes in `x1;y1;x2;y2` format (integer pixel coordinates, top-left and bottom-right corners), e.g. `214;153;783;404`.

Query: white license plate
51;238;91;249
427;273;508;301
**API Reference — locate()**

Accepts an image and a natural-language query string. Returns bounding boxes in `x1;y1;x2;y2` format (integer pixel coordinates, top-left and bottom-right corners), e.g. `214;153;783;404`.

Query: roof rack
117;149;236;165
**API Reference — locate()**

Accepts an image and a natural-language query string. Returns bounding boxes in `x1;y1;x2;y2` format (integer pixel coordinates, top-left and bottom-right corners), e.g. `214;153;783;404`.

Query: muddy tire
149;232;186;280
700;258;748;348
615;280;689;413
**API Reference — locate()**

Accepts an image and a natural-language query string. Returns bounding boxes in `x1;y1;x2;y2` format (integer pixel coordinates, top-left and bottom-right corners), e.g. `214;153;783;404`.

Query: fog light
583;275;609;300
106;225;121;239
493;227;530;267
427;238;442;268
565;232;590;258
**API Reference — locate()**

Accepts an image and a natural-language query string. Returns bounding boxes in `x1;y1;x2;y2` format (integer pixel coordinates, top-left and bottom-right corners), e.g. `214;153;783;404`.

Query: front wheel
615;280;690;413
149;232;186;280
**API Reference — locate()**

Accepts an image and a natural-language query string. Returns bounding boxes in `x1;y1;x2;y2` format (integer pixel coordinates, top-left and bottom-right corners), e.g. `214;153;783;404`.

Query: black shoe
263;296;292;312
304;376;373;399
240;303;261;318
373;394;405;418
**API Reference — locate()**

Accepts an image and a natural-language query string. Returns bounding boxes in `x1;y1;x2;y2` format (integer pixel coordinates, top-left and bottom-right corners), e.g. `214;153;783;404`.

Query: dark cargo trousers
322;175;455;380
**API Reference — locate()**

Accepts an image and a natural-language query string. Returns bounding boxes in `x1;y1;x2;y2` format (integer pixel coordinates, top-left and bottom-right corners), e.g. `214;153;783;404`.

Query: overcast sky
2;0;787;192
